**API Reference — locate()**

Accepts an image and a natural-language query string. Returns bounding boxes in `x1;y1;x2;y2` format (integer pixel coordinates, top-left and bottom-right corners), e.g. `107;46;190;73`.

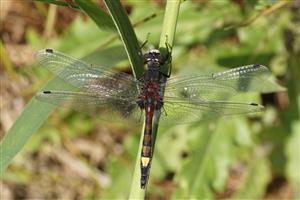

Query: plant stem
43;4;57;41
129;1;181;199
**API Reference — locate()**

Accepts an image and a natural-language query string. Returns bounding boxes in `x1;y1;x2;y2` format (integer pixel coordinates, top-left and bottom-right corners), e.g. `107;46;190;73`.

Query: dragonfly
36;48;269;189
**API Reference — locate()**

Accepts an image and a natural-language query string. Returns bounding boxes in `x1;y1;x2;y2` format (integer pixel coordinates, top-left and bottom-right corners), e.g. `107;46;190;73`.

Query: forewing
36;49;139;98
164;65;270;101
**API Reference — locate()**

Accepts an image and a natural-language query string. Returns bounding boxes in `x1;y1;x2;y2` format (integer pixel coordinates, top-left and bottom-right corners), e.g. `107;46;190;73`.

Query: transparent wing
36;90;142;122
36;49;139;98
159;97;264;124
159;65;268;124
36;49;142;122
164;64;270;101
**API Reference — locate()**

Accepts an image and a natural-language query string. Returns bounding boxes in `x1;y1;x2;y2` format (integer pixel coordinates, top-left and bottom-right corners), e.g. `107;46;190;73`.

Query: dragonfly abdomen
140;105;154;189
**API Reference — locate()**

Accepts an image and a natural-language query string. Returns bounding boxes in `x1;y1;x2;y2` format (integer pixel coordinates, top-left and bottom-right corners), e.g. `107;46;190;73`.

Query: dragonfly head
143;49;163;69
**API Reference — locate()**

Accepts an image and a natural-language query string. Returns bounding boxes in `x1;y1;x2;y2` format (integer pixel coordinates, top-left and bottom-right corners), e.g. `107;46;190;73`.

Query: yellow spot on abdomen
141;157;150;167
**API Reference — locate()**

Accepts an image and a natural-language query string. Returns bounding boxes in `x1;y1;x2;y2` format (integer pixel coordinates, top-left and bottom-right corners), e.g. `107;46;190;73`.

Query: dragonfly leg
159;36;172;78
154;99;164;110
164;36;172;54
165;39;173;77
136;99;145;109
140;33;150;50
138;34;151;59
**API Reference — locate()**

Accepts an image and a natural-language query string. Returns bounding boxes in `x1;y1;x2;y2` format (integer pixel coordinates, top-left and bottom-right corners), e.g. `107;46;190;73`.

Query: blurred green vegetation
1;0;299;199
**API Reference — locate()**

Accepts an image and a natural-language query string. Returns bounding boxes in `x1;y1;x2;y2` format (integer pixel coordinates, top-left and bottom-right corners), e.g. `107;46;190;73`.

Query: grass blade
34;0;80;9
1;80;60;177
96;0;146;198
103;0;144;79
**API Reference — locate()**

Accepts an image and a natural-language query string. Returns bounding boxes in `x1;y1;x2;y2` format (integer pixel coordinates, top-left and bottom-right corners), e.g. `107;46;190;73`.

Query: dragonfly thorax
143;49;163;69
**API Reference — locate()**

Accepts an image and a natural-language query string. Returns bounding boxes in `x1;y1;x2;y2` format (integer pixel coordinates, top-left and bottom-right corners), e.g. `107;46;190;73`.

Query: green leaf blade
75;0;116;32
103;0;144;79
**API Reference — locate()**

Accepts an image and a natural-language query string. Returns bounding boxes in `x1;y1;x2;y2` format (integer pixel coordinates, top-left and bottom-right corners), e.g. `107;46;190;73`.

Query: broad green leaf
171;123;218;199
232;155;271;199
150;125;190;183
35;0;116;32
102;157;133;199
171;118;252;199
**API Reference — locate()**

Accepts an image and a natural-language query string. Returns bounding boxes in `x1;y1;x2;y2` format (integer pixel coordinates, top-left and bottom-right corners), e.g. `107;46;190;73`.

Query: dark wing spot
250;103;259;106
253;64;260;69
46;49;54;53
43;91;52;94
